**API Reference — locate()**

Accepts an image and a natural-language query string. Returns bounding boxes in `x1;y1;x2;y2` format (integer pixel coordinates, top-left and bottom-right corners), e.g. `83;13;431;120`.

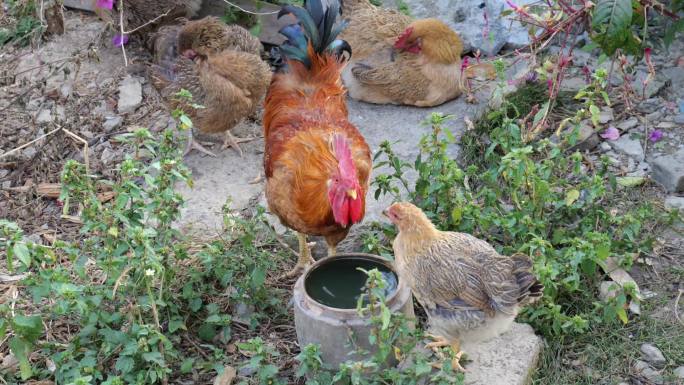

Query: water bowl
293;253;415;368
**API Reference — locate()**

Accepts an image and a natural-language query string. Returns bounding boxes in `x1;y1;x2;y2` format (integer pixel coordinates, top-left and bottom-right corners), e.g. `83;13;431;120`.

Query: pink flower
600;126;620;141
112;34;129;47
96;0;114;9
648;130;663;142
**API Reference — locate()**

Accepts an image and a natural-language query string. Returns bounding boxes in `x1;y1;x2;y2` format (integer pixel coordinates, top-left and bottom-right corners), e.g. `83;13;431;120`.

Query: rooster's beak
382;208;389;217
347;189;357;200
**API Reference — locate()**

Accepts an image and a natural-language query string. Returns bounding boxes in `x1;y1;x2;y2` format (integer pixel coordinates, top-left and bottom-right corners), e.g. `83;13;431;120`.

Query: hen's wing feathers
407;233;520;316
350;49;430;101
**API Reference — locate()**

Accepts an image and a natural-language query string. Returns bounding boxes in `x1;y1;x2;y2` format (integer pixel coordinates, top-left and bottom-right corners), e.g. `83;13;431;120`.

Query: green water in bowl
305;257;398;309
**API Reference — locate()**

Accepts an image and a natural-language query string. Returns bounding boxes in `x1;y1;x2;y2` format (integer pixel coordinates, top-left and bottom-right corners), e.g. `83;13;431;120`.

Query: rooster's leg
222;130;256;157
183;129;216;157
280;232;315;279
327;245;336;256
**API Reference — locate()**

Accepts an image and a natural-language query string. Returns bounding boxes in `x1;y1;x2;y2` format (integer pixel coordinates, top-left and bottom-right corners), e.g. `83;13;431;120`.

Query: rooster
264;0;372;278
150;20;271;157
338;0;494;106
385;202;543;371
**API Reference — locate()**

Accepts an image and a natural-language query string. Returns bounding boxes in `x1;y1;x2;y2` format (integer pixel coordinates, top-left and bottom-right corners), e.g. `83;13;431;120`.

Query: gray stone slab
651;149;684;193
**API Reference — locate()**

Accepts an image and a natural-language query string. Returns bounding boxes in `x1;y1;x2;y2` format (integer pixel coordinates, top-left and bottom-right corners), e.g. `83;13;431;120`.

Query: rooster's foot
248;173;264;184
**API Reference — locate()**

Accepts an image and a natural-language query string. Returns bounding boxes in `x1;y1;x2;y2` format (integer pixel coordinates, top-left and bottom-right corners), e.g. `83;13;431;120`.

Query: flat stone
461;323;542;385
632;71;666;99
599;280;619;301
674;114;684;124
662;67;684;88
36;109;53;124
617;117;638;131
673;366;684;379
103;115;123;132
651;149;684;192
117;76;143;114
640;343;666;369
665;196;684;211
634;360;664;385
609;135;644;161
560;77;586;92
599;108;614;124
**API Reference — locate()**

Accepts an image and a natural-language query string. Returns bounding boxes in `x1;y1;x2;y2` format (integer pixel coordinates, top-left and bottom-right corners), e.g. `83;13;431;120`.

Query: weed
372;106;676;337
0;0;43;46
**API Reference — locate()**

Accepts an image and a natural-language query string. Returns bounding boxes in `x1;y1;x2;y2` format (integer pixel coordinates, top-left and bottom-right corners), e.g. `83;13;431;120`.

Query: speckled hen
384;202;543;371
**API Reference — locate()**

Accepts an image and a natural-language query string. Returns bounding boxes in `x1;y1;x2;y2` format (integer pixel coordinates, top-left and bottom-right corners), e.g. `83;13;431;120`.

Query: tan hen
385;202;543;371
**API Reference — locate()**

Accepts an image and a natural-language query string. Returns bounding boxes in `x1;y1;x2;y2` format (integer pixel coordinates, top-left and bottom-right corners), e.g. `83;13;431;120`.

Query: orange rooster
264;0;372;277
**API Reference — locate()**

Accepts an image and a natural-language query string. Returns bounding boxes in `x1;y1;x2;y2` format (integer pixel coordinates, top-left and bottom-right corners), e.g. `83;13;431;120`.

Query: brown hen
150;21;271;156
385;202;543;371
339;0;493;106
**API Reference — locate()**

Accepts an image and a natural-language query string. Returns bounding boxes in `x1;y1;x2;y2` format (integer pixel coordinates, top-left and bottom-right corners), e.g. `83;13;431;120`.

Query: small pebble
640;343;666;369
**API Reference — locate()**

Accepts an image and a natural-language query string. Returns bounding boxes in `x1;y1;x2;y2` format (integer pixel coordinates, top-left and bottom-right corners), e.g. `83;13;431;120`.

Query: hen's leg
280;232;315;279
426;335;466;372
222;130;256;157
183;129;216;157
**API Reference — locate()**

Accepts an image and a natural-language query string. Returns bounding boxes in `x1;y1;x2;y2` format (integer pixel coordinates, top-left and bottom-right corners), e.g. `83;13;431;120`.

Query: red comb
394;27;414;49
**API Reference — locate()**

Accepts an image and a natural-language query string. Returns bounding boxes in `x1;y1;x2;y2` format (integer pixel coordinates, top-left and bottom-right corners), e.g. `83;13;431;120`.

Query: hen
150;20;271;156
93;0;202;46
264;0;372;277
384;202;543;371
338;0;493;106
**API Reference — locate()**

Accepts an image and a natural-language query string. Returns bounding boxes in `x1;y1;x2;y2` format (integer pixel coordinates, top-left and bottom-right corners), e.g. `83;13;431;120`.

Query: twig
675;289;683;327
0;127;61;160
118;1;128;67
122;9;172;34
62;128;90;173
220;0;279;15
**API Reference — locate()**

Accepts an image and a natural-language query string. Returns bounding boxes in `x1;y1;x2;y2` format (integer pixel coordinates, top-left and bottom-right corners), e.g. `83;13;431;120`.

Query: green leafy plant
372;109;676;337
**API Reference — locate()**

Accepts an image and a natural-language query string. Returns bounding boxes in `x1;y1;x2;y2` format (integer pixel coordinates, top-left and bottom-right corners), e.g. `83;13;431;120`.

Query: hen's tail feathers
511;253;544;306
273;0;351;71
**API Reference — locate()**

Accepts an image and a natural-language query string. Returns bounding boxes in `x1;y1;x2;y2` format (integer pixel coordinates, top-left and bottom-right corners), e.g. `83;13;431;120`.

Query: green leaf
616;176;645;187
13;243;30;268
115;356;135;374
168;318;186;333
181;358;195;374
0;319;6;340
381;306;391;330
616;307;629;324
12;315;43;343
198;323;217;341
589;104;600;127
565;189;580;206
9;337;32;380
591;0;634;55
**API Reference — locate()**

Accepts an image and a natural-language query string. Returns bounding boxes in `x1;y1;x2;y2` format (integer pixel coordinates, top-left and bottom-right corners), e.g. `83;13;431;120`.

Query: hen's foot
222;131;256;157
425;334;450;350
248;173;264;184
183;136;217;157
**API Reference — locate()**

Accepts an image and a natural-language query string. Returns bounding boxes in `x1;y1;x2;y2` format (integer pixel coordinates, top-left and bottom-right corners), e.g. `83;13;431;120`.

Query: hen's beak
347;189;357;200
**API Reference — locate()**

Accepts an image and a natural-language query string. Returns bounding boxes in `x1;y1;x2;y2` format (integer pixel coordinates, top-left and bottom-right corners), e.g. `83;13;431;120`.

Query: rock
662;67;684;87
599;108;614;124
36;109;53;124
26;98;43;111
566;120;599;151
100;146;120;165
385;0;535;55
656;121;676;129
238;365;257;377
103;116;123;132
0;353;19;372
609;135;644;161
55;106;66;121
23;146;38;159
60;82;73;99
674;114;684;124
0;169;8;179
617;117;639;131
634;360;664;384
665;196;684;211
600;142;612;152
628;161;650;178
651;149;684;192
213;366;237;385
599;281;619;301
632;71;666;98
232;302;255;326
640;344;666;369
117;76;143;114
638;98;660;114
673;366;684;379
560;77;586;93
